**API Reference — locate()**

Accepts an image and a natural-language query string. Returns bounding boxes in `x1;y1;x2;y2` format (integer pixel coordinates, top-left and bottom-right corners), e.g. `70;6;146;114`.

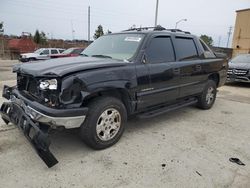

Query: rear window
175;37;198;61
72;49;84;54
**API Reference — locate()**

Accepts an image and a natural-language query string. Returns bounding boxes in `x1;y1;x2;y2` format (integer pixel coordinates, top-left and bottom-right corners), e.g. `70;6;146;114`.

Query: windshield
34;49;44;54
62;48;74;54
231;54;250;63
82;34;144;61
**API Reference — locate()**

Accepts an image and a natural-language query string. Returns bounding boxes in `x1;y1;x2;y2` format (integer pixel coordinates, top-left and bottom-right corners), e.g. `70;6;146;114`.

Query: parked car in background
227;54;250;83
50;47;84;58
19;48;65;62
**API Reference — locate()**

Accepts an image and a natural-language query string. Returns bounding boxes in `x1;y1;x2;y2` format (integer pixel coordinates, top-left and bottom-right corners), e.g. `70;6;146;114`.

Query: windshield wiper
91;54;112;59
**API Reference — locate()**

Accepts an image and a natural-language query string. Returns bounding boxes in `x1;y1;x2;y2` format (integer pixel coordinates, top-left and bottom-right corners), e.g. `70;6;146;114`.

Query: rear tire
80;97;127;150
197;80;217;110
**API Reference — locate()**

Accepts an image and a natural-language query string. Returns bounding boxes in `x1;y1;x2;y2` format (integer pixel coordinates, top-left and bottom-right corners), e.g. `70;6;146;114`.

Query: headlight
39;79;58;90
22;55;27;58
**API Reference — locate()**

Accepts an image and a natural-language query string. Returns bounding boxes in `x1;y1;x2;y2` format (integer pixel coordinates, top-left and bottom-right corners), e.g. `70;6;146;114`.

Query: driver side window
146;36;175;63
41;50;49;55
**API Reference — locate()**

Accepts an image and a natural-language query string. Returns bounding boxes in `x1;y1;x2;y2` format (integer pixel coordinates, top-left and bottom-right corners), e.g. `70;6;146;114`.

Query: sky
0;0;250;47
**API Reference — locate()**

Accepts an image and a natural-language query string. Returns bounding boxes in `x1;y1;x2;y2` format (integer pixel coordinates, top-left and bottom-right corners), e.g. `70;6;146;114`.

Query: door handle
196;65;202;71
173;68;180;75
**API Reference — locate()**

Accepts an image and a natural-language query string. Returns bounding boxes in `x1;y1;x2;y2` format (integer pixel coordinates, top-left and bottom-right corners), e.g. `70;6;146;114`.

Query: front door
136;35;179;108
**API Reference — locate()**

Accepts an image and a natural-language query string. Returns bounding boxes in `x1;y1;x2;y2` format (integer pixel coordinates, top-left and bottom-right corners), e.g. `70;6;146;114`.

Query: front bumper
0;85;88;167
227;75;250;83
19;57;29;62
2;85;88;129
1;102;58;167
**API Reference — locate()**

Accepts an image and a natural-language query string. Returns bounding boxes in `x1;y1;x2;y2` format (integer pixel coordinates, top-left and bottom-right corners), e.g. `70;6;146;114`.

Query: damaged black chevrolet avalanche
0;27;228;167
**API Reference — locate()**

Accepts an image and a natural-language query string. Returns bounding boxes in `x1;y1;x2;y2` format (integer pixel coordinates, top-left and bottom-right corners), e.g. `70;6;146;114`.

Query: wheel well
82;89;132;115
208;73;219;86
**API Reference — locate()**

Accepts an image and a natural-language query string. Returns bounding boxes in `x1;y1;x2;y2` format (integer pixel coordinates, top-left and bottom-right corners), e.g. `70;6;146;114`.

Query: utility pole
154;0;159;27
88;6;90;43
218;36;221;47
226;26;233;48
71;20;75;41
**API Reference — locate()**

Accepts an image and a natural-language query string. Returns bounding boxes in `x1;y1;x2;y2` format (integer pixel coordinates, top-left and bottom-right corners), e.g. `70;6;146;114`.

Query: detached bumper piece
0;102;58;168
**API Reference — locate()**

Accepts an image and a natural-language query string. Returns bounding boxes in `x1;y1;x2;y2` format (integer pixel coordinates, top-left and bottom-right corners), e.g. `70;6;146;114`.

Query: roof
236;8;250;13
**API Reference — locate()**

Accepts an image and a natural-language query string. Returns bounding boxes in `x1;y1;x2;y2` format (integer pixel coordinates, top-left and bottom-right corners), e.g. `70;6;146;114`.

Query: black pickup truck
0;27;228;167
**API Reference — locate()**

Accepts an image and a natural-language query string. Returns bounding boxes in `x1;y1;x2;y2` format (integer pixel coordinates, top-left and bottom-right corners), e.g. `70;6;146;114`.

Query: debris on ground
229;158;245;166
196;171;202;176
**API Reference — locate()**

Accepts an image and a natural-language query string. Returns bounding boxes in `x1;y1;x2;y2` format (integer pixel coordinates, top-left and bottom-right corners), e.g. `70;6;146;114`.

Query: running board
138;98;198;119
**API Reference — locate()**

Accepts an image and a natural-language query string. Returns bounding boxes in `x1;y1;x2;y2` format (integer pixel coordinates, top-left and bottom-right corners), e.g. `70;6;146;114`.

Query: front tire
80;97;127;150
28;58;36;62
197;80;217;109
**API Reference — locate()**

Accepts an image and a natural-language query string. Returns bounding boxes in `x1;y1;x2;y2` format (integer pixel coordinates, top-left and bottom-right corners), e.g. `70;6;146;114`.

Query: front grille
227;69;248;76
17;73;39;96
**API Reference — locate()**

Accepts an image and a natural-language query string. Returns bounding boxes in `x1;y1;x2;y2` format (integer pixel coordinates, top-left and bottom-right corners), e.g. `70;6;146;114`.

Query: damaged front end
0;73;89;167
1;99;58;168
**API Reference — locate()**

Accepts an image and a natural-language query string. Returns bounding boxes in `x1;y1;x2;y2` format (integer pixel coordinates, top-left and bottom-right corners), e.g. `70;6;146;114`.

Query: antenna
71;20;75;41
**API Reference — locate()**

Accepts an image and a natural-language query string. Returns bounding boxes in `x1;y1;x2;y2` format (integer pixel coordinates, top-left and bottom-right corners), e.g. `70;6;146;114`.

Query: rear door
173;36;205;98
136;35;179;108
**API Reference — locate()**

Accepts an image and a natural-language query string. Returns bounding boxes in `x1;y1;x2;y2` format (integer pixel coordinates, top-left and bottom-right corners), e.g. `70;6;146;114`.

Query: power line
217;36;221;47
226;26;233;48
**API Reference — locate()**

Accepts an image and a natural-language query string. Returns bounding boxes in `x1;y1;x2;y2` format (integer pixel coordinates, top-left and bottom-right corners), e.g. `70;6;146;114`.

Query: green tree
200;35;213;46
94;25;104;39
0;22;4;35
33;30;47;44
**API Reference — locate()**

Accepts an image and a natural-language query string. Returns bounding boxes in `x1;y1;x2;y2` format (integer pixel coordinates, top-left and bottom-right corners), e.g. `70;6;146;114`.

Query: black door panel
137;35;179;107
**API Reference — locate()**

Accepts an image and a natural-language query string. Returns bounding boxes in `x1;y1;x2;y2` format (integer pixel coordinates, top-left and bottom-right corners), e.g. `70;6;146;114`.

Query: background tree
200;35;213;46
94;25;104;39
33;30;47;44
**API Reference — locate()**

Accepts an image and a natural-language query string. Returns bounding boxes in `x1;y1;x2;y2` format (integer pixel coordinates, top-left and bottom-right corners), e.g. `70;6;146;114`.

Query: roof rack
124;25;167;32
123;26;191;34
166;29;191;34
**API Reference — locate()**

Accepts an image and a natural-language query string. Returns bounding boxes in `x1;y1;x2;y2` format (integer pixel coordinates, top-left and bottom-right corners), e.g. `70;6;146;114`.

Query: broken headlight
39;79;58;90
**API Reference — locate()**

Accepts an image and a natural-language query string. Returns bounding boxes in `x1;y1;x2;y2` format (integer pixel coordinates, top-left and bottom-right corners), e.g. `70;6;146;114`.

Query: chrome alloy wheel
96;108;121;141
206;87;215;105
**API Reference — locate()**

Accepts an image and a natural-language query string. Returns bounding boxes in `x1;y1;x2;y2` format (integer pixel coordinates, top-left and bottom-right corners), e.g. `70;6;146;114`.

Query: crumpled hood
13;56;127;77
229;62;250;70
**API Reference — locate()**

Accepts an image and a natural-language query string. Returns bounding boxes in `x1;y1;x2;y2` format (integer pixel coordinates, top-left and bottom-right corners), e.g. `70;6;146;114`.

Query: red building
8;35;36;55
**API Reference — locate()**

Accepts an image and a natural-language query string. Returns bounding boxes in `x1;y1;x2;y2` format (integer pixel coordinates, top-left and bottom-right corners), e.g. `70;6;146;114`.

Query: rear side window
51;49;58;54
147;36;175;63
175;37;198;61
199;39;216;59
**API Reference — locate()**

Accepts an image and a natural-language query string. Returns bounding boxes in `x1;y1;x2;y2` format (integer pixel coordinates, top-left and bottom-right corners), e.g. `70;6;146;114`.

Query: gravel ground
0;60;250;188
